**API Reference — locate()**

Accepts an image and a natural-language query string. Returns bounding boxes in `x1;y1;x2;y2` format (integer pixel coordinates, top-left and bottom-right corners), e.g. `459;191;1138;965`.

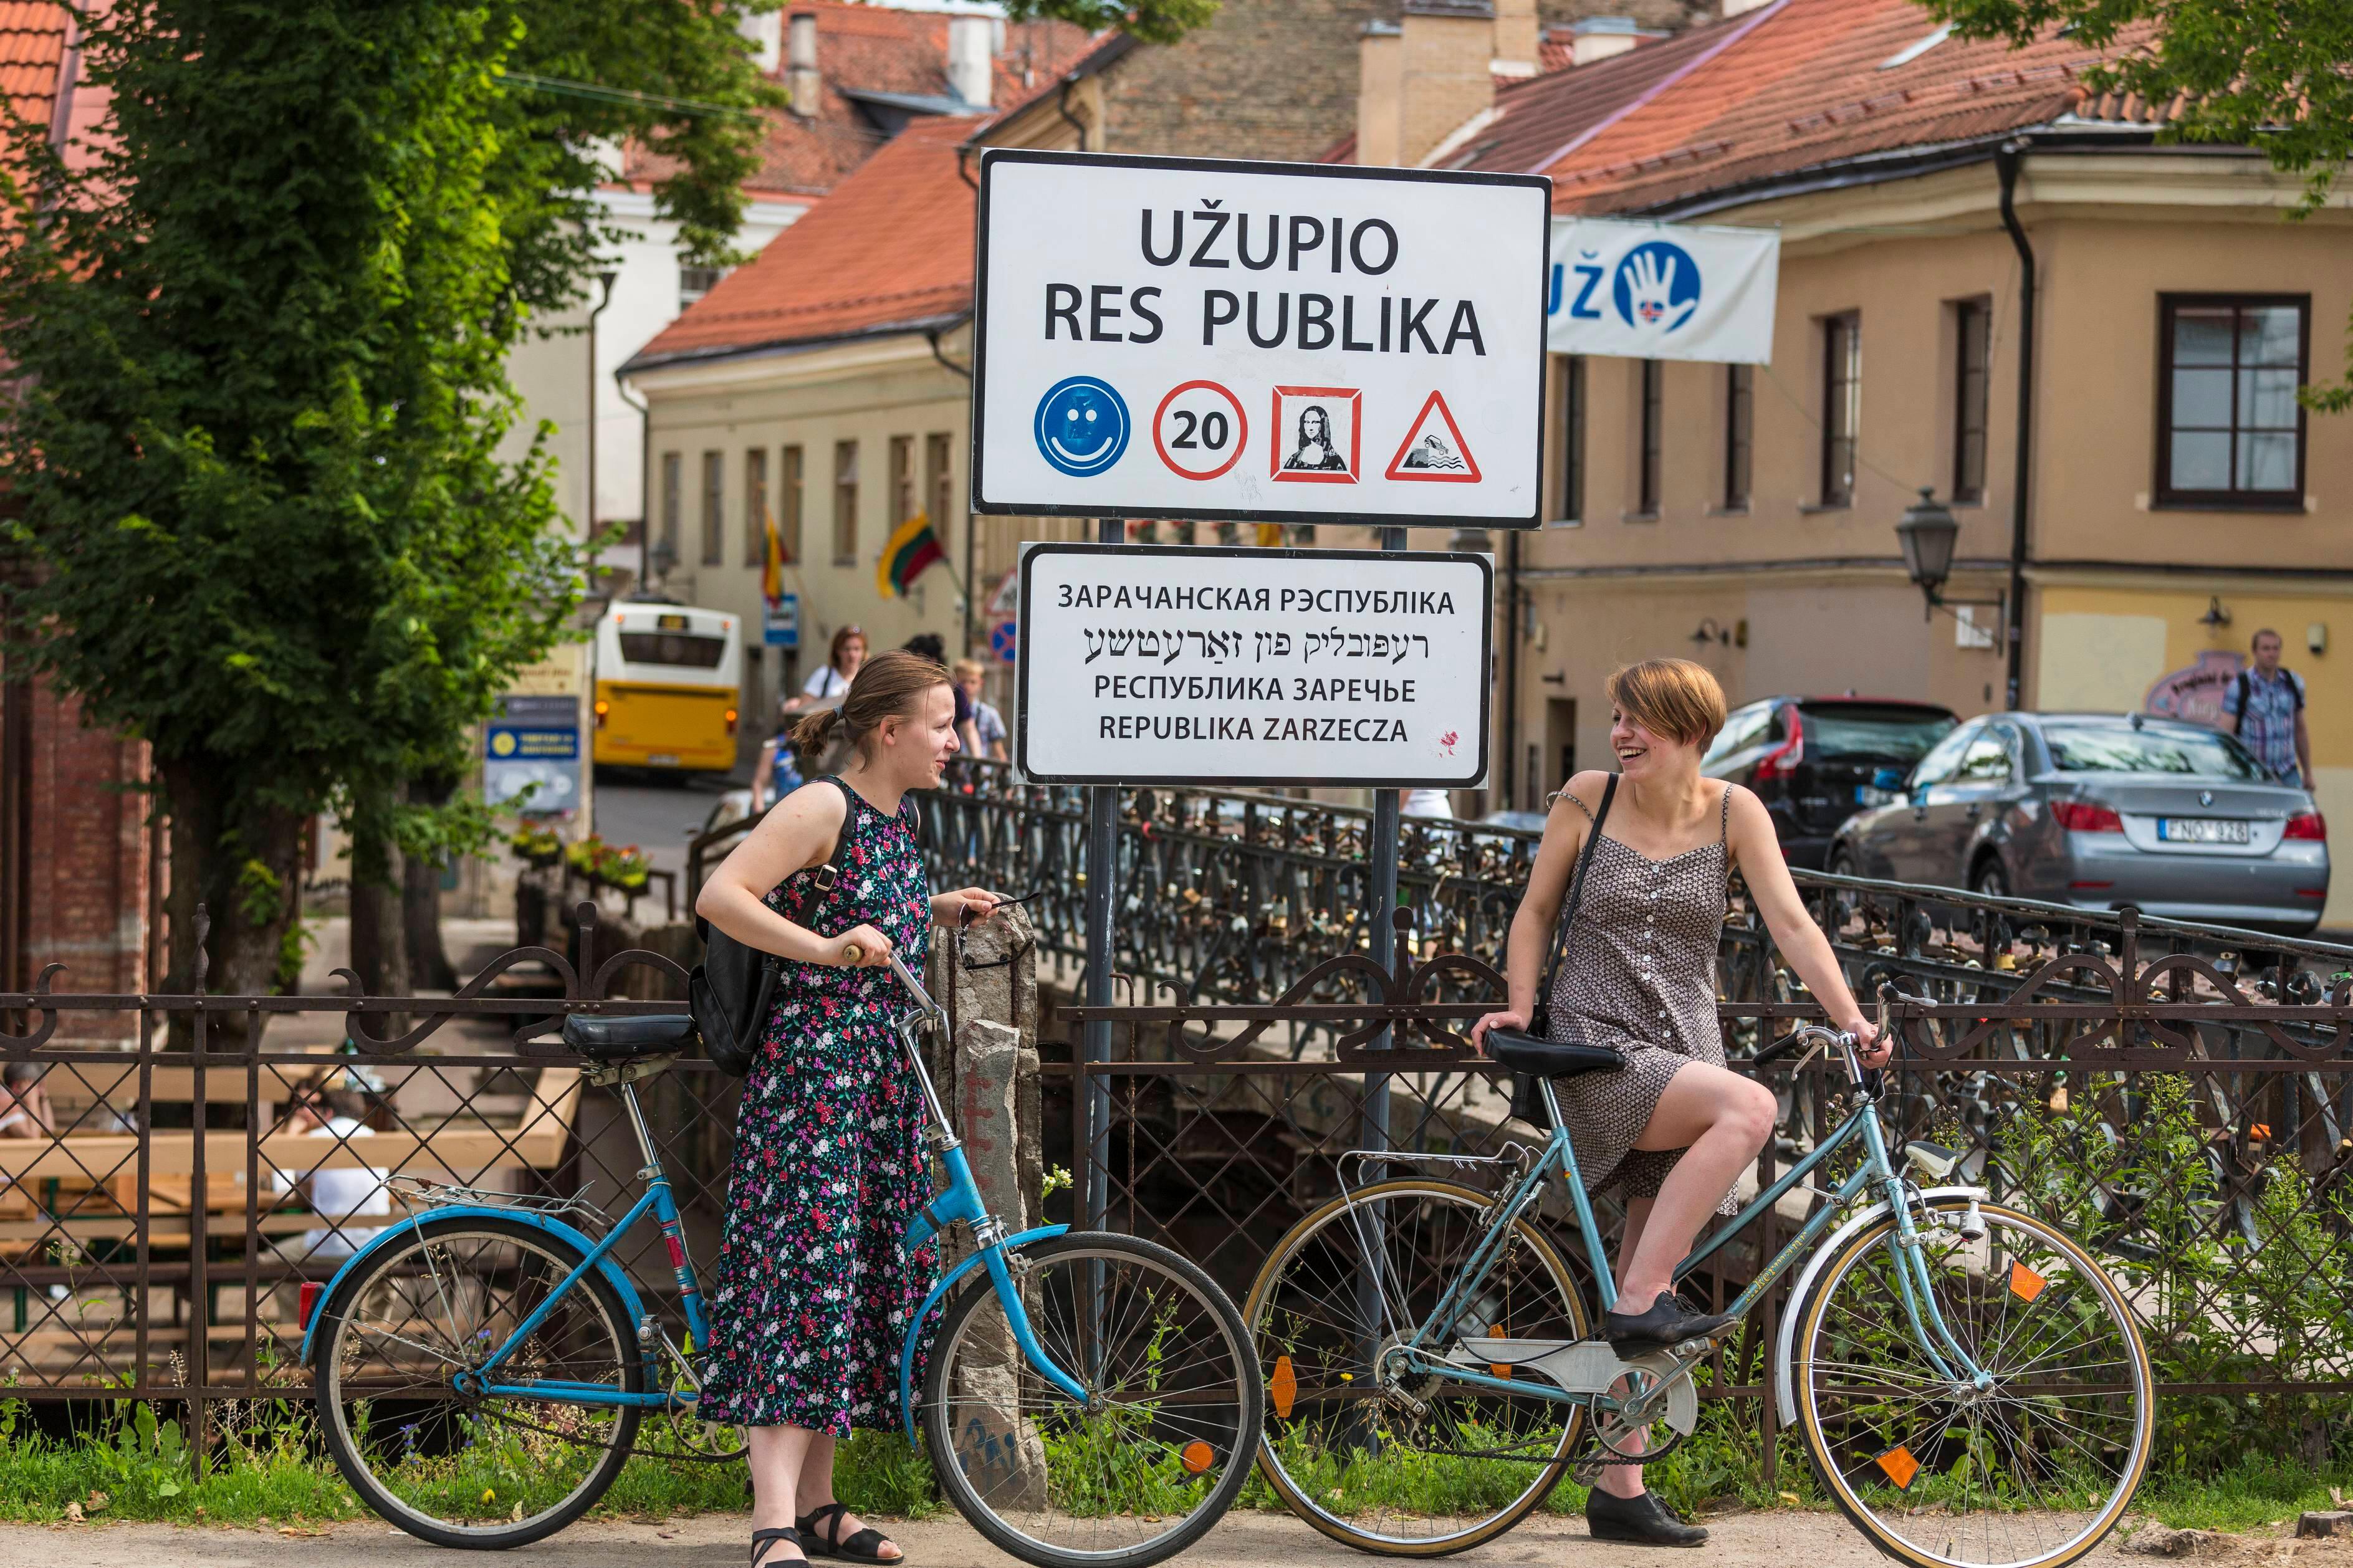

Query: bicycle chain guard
1443;1338;1700;1438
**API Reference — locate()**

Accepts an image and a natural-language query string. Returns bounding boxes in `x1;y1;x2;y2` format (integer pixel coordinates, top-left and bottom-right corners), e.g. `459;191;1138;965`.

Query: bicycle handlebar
1753;1022;1852;1068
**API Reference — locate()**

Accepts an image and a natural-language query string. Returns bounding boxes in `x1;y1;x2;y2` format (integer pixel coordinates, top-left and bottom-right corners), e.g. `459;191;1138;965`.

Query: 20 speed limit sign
1153;380;1248;480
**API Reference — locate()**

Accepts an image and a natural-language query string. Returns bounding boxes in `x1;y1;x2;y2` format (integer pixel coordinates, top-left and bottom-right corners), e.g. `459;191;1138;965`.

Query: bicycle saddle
1484;1036;1624;1079
562;1013;698;1061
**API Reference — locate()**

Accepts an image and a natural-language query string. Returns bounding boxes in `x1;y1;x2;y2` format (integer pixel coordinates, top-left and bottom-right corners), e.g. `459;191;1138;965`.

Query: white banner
972;151;1551;528
1546;216;1779;364
1017;543;1491;787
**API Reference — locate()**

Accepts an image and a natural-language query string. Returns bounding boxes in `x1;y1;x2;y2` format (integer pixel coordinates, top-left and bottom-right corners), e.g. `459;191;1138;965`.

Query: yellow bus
592;600;743;774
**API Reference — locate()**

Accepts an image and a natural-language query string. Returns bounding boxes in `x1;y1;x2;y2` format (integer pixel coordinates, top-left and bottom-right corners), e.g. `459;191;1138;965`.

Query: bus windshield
618;632;727;669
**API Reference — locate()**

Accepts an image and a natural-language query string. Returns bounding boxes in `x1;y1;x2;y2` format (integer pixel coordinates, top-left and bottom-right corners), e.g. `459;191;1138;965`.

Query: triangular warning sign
1384;391;1481;483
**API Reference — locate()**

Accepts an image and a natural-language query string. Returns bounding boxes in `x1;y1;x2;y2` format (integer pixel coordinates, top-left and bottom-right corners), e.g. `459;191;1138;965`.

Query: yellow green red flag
876;511;945;599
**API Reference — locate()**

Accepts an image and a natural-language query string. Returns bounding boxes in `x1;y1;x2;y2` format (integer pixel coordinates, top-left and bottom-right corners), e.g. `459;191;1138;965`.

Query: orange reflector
1270;1355;1296;1420
1181;1440;1215;1475
1875;1445;1920;1490
2009;1261;2047;1303
1488;1322;1511;1379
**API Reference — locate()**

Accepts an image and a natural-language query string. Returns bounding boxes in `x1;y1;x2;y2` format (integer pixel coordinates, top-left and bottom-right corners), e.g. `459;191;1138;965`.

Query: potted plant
510;821;563;868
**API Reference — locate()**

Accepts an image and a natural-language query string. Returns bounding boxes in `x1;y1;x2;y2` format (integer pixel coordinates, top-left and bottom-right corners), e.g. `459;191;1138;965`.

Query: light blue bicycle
305;952;1262;1568
1247;1007;2154;1568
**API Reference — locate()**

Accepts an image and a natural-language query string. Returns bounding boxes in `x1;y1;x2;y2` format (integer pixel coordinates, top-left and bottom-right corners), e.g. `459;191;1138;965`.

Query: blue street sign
990;619;1018;664
764;594;800;648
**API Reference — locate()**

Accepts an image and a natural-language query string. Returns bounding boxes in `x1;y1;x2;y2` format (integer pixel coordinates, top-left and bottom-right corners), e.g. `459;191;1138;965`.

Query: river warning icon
1384;391;1481;483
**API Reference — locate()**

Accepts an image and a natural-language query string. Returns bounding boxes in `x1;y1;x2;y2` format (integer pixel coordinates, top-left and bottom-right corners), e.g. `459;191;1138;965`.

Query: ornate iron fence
0;904;750;1468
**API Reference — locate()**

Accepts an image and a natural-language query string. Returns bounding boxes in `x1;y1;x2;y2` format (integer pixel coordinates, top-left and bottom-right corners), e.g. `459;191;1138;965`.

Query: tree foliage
1005;0;1222;48
1924;0;2353;409
0;0;775;999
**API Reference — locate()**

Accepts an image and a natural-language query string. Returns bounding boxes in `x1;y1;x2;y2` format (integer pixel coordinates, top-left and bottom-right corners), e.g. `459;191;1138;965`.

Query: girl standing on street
696;650;1001;1568
1472;659;1885;1549
787;624;868;711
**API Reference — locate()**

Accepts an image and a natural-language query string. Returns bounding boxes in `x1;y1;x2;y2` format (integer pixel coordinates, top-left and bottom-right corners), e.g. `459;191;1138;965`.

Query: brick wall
1099;0;1389;162
18;678;151;1038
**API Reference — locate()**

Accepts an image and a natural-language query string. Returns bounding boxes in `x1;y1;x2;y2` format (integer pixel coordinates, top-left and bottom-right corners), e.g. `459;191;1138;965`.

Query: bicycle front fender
297;1203;648;1367
1771;1184;1986;1425
897;1223;1070;1444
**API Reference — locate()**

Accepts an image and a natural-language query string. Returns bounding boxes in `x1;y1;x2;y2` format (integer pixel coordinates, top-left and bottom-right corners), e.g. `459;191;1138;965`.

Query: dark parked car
1828;712;2329;934
1700;696;1960;869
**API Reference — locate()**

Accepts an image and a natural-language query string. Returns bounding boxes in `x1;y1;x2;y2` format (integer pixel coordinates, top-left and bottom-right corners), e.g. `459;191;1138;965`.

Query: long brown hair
790;648;951;758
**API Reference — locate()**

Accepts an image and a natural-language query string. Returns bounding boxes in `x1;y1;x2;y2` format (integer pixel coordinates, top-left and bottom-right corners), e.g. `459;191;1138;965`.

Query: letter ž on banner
1547;215;1780;365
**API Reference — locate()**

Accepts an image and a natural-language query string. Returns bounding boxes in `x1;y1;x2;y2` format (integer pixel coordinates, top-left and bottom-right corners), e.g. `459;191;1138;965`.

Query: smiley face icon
1033;376;1131;477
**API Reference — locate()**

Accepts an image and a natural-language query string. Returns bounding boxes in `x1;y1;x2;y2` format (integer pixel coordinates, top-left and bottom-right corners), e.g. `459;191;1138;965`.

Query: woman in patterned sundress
1473;659;1886;1549
696;650;1004;1568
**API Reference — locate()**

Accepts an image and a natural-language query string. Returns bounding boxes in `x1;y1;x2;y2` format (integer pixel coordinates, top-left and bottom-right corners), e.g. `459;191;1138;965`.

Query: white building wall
502;186;810;548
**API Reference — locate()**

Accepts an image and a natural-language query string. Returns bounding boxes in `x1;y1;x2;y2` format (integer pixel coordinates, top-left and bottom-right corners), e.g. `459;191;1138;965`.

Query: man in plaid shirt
2221;629;2312;787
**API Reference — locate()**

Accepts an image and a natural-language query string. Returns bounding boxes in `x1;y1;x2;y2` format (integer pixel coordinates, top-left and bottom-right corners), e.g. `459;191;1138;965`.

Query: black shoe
1586;1486;1708;1548
1603;1292;1738;1352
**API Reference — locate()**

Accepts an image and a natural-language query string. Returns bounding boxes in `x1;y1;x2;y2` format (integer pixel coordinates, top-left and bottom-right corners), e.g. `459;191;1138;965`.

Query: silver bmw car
1826;711;2329;934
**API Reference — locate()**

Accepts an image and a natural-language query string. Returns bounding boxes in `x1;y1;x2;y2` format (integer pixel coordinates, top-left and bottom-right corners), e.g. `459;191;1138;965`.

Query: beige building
1397;0;2352;925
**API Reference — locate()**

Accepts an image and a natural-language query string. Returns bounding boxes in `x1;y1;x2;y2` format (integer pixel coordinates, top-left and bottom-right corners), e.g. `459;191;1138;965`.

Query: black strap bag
689;777;860;1076
1492;773;1622;1128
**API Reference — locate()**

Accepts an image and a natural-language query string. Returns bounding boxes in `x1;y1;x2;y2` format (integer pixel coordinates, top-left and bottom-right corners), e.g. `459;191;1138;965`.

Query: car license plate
1855;785;1897;806
2158;818;2250;844
648;753;679;767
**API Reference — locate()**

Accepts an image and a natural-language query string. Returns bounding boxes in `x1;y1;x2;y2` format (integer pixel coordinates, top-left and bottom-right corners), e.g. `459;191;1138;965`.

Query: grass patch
2135;1458;2353;1532
0;1398;936;1527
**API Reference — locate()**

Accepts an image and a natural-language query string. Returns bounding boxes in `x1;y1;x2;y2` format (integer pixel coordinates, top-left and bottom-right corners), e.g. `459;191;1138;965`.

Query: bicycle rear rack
386;1176;618;1235
1338;1142;1540;1196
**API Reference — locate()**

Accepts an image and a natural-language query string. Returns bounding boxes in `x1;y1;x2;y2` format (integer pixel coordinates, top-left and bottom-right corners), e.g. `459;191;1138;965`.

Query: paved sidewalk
7;1509;2346;1568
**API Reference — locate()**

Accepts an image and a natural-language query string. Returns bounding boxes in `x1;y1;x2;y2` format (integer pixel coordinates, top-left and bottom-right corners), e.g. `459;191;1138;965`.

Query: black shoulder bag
1494;773;1619;1128
689;777;860;1076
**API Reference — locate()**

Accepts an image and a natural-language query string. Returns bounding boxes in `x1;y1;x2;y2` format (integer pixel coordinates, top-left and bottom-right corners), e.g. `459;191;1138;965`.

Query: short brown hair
1606;659;1728;749
791;648;951;757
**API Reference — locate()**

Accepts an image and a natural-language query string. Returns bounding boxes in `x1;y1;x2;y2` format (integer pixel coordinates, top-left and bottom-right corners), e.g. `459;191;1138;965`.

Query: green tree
1923;0;2353;410
0;1;775;1010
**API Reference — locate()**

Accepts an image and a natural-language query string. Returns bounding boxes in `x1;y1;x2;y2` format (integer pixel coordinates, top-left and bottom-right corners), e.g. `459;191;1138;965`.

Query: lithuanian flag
876;511;946;599
761;506;787;608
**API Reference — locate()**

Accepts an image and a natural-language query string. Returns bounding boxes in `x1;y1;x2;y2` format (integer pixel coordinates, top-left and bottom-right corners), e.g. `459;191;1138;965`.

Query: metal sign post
1082;518;1119;1275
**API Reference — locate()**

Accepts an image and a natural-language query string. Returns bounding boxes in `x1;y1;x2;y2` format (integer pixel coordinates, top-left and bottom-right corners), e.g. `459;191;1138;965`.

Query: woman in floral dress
697;650;1002;1568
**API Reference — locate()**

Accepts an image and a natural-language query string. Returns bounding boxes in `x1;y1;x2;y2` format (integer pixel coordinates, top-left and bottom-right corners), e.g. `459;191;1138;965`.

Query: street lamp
647;536;678;591
1895;487;1959;606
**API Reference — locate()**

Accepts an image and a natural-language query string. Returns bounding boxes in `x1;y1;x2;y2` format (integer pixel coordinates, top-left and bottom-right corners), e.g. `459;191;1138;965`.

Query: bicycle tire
312;1214;646;1549
921;1231;1262;1568
1243;1178;1591;1559
1792;1198;2153;1568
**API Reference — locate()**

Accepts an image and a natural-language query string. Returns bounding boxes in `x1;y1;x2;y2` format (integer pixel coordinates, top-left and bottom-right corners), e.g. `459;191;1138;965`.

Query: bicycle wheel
1794;1198;2153;1568
1244;1178;1590;1557
312;1215;645;1547
922;1231;1260;1568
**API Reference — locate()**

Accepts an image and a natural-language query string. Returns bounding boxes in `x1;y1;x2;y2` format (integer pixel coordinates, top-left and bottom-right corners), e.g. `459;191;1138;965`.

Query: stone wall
1100;0;1387;163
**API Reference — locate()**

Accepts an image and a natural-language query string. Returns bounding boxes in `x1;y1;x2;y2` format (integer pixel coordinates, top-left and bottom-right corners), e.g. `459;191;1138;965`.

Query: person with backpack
692;649;1002;1568
2220;628;2312;787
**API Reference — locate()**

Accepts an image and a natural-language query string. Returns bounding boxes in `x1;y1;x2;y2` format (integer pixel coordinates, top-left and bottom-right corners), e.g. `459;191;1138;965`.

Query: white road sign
973;151;1551;528
1017;543;1492;787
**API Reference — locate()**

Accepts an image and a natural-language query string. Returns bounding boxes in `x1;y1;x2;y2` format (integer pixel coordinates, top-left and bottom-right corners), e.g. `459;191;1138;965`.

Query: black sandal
751;1526;807;1567
797;1501;903;1564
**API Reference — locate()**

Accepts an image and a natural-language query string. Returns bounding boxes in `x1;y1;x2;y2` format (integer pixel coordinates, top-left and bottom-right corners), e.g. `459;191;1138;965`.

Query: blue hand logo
1611;240;1701;335
1033;376;1131;477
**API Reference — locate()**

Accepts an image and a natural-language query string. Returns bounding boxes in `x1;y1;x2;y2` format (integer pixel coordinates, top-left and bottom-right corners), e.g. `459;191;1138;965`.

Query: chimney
1723;0;1776;13
787;11;820;118
738;8;782;74
947;14;994;108
1356;20;1403;166
1568;16;1665;66
1397;0;1493;166
1491;0;1539;79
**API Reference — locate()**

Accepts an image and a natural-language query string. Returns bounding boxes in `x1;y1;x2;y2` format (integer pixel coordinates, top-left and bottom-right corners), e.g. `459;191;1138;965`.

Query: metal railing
0;903;741;1468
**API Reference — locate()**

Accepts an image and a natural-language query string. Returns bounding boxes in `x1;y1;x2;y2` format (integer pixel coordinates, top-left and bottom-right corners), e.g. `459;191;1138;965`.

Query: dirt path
7;1510;2349;1568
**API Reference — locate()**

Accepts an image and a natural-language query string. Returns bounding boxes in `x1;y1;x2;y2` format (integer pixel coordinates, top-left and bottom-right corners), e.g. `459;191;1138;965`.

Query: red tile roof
623;4;1090;199
627;112;981;368
1453;0;2153;214
0;2;67;140
1546;0;2148;213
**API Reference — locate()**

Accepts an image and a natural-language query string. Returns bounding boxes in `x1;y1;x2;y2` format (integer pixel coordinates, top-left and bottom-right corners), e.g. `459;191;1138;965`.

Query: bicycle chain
479;1403;747;1465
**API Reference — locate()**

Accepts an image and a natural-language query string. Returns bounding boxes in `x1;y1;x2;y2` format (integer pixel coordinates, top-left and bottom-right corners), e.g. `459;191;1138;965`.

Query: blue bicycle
305;952;1262;1567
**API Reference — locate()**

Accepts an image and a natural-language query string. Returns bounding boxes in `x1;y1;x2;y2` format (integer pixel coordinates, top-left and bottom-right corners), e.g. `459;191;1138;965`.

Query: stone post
921;902;1048;1509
